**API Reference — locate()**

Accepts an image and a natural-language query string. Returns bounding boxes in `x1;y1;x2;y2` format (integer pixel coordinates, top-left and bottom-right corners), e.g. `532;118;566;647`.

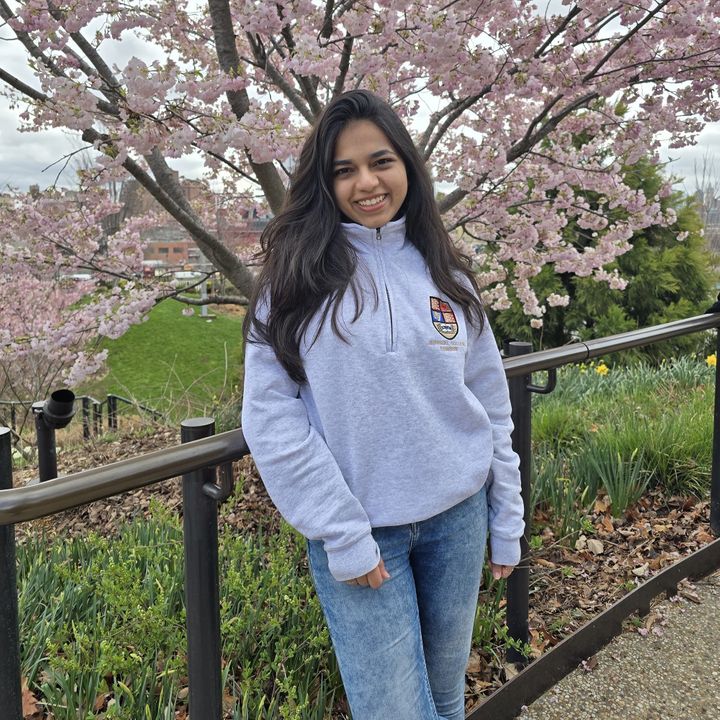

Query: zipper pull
376;227;381;243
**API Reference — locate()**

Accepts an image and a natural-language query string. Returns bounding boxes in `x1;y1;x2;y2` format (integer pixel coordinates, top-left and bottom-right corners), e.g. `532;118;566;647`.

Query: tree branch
46;0;122;102
535;4;582;58
582;0;673;83
171;293;248;306
332;34;354;98
207;0;285;213
246;32;316;124
320;0;335;39
81;127;256;298
0;67;47;103
422;93;483;161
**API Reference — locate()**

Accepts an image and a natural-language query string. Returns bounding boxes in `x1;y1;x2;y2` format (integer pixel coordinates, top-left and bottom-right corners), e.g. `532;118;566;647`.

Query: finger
378;559;391;579
366;566;384;590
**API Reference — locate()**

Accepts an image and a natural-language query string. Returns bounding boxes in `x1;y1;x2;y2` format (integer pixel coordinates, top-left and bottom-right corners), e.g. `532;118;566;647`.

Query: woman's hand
344;559;391;589
490;562;514;581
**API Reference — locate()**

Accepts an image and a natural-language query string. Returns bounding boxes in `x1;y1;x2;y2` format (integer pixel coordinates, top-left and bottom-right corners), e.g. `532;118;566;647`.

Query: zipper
376;227;396;353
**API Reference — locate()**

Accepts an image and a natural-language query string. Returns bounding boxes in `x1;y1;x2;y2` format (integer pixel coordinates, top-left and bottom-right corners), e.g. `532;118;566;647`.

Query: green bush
531;358;714;539
18;504;339;720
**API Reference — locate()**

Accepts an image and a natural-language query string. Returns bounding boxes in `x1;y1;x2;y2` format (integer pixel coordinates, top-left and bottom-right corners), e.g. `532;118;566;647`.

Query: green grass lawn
78;300;244;420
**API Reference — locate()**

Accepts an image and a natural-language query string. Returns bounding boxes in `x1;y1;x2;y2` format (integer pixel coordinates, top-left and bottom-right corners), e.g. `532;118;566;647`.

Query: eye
333;166;352;177
375;157;394;167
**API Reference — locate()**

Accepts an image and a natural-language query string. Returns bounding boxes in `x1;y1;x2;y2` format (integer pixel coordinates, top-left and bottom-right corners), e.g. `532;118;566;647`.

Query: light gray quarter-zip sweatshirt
241;217;524;582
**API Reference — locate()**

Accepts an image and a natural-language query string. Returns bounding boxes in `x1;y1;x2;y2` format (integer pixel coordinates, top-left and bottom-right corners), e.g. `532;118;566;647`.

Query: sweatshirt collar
341;216;408;253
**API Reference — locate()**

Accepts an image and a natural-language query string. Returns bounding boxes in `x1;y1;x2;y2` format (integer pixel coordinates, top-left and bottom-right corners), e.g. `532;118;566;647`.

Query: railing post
93;401;102;436
181;417;222;718
711;330;720;535
107;395;118;431
0;427;22;720
82;397;91;440
32;402;58;483
505;341;533;664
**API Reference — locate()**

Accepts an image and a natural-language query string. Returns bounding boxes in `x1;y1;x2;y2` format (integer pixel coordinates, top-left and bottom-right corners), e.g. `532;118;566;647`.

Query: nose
356;166;379;192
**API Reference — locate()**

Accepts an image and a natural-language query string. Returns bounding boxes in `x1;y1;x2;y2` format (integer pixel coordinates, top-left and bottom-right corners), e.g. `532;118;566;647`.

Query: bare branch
204;149;261;185
171;293;248;306
0;67;47;103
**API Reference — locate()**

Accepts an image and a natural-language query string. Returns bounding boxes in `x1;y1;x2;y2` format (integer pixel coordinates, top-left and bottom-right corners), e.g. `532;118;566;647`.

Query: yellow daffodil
595;363;609;376
707;353;717;368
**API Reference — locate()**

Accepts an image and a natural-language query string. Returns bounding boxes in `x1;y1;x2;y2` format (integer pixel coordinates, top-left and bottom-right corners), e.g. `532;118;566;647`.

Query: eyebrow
333;148;397;166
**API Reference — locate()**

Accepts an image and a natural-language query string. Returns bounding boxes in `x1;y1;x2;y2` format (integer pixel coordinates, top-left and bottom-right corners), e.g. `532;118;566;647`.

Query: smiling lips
356;194;388;210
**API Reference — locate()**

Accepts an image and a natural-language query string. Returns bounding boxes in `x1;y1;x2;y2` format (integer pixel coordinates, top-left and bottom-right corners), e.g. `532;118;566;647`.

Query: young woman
242;90;524;720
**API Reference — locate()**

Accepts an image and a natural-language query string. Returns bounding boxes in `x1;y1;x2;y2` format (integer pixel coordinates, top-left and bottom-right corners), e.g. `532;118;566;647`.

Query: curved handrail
502;312;720;376
0;428;248;525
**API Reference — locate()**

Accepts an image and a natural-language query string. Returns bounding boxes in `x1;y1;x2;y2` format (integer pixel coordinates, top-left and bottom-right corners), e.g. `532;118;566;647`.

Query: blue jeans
307;486;488;720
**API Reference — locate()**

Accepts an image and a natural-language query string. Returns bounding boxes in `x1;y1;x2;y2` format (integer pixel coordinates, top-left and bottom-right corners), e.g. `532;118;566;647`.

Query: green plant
532;452;590;544
17;504;340;719
586;447;651;517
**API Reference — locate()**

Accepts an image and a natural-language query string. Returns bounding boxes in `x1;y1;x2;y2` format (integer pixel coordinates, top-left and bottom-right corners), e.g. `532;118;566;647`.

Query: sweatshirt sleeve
241;317;381;582
464;315;525;567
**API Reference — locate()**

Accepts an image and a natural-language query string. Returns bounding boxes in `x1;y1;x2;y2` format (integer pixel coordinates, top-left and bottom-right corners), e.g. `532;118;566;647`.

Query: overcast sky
1;15;719;196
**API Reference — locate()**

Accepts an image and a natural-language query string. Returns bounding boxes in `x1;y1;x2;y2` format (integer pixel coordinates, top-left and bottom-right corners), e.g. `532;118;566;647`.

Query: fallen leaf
587;539;604;555
594;498;610;513
466;650;484;674
694;529;715;544
93;692;110;712
21;678;42;719
679;589;701;604
632;562;649;577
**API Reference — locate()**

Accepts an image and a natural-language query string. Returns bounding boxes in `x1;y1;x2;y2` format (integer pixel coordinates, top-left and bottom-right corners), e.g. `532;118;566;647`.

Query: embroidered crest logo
430;296;458;340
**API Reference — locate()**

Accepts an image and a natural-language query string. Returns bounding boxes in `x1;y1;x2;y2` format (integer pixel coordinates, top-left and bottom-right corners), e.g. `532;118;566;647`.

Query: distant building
116;173;269;269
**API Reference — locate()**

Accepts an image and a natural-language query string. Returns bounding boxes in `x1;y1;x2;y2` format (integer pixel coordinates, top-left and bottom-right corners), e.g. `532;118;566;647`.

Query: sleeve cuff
325;532;381;582
490;534;521;567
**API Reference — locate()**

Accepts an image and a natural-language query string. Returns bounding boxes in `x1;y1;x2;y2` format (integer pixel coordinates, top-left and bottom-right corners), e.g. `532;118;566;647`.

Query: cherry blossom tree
1;0;720;379
0;186;157;423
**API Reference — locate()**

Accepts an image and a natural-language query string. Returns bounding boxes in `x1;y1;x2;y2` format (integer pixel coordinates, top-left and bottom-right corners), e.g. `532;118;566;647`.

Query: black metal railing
0;421;248;720
1;312;720;719
0;393;163;441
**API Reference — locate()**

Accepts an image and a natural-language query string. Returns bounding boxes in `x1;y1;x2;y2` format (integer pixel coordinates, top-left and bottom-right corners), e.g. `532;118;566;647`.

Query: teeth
357;195;386;208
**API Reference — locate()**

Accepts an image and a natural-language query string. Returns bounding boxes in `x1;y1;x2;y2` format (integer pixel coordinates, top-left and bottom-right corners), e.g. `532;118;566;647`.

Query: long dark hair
244;90;483;383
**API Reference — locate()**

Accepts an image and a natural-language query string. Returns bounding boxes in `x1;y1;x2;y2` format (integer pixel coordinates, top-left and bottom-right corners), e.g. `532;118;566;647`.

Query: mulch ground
11;426;716;717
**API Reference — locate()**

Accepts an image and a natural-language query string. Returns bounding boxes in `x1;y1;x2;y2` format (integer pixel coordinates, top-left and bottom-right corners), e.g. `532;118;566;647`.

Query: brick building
116;174;268;270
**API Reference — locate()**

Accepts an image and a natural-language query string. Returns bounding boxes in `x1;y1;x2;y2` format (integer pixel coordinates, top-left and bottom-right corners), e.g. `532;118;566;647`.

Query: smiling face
332;119;408;229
